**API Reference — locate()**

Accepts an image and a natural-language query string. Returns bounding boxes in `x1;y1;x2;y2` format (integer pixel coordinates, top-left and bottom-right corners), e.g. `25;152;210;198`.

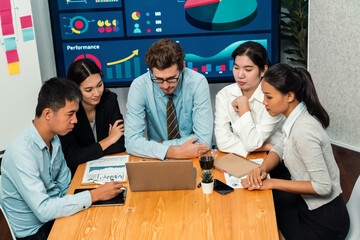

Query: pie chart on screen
131;11;140;20
184;0;257;31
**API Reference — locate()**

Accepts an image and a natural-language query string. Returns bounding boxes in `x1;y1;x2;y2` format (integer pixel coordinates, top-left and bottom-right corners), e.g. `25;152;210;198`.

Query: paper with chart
82;155;129;184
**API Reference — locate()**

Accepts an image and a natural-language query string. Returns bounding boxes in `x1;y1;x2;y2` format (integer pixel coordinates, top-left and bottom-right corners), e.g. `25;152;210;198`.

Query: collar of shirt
282;101;306;139
29;121;61;157
228;81;264;103
29;121;48;150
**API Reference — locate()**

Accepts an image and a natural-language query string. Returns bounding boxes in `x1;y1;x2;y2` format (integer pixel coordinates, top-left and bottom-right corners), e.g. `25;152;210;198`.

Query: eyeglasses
150;69;182;84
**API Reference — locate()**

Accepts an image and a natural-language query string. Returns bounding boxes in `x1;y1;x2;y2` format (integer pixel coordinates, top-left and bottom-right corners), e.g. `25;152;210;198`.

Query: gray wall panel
308;0;360;151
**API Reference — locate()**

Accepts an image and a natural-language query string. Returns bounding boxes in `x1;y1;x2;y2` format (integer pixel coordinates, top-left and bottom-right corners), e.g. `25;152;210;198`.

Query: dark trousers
273;191;350;240
17;220;54;240
269;162;291;180
270;164;350;240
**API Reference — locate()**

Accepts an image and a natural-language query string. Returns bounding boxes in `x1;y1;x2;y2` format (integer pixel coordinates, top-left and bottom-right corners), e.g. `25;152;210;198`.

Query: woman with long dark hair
60;59;125;175
242;63;349;239
215;41;284;157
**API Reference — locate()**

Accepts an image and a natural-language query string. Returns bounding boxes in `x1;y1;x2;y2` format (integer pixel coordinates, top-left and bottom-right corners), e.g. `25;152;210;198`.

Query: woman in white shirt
242;63;349;240
215;41;284;157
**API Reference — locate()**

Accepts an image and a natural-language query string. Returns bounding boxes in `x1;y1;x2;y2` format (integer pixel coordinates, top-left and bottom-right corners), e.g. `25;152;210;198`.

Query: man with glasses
125;38;213;159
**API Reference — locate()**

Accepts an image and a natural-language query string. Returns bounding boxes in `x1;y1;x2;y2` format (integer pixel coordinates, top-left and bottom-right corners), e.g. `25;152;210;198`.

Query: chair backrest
0;175;16;240
0;204;16;240
346;175;360;240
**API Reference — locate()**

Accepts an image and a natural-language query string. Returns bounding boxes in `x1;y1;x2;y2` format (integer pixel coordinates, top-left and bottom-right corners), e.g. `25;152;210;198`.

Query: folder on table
214;153;260;178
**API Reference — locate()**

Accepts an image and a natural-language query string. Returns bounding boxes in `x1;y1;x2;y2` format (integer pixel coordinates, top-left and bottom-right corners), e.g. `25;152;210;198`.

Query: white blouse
215;82;284;157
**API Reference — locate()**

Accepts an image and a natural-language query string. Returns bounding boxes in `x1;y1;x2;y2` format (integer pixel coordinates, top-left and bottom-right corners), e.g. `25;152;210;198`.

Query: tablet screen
74;187;127;206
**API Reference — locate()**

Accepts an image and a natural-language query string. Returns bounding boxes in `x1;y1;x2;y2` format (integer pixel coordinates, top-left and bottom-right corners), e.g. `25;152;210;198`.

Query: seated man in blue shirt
0;77;124;240
125;38;213;159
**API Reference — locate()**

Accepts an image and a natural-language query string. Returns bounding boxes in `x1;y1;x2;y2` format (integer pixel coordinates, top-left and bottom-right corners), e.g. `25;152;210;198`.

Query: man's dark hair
35;77;82;117
145;38;185;71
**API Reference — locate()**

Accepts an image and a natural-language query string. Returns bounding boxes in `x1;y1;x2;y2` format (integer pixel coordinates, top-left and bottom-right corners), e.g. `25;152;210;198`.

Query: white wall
0;0;42;153
308;0;360;151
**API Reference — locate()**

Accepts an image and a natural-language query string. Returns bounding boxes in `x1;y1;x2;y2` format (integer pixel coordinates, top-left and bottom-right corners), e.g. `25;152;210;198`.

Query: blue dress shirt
0;122;92;238
125;68;213;159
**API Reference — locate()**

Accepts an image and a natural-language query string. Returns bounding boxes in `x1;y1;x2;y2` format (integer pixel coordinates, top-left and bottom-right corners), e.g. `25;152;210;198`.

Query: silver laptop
125;160;196;192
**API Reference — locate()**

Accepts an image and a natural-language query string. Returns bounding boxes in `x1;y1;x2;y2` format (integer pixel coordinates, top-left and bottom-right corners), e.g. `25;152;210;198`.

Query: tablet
74;187;127;206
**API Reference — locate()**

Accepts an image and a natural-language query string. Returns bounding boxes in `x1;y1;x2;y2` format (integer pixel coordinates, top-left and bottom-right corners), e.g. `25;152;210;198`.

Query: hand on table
166;138;208;159
241;167;268;190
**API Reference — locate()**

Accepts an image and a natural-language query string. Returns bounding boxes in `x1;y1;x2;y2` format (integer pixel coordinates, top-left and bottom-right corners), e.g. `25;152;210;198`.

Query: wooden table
48;152;278;240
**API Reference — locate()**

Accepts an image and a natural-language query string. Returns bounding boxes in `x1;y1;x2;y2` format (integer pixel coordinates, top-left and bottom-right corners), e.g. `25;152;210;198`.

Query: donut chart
70;16;89;34
74;54;102;70
184;0;257;31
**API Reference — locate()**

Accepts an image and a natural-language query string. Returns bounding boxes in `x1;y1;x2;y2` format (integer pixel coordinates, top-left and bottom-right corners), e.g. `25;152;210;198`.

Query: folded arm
215;93;281;157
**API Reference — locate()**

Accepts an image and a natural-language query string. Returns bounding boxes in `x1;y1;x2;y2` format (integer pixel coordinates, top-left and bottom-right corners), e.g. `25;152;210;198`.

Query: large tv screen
49;0;279;87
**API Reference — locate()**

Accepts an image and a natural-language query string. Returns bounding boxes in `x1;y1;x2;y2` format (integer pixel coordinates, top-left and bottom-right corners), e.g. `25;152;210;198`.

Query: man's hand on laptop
90;182;124;203
166;138;208;159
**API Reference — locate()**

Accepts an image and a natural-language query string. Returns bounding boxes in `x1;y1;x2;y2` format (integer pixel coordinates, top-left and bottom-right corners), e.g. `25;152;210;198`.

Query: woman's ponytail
264;63;329;128
295;67;329;128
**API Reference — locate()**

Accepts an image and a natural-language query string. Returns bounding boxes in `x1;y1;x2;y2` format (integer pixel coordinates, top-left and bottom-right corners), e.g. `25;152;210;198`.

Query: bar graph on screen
106;50;141;80
185;39;266;74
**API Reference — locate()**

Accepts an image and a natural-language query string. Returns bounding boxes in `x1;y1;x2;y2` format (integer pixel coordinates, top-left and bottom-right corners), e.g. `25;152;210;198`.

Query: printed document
82;155;129;184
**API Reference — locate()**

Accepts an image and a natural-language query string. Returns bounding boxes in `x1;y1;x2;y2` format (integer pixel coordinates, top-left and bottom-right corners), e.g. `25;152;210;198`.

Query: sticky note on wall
8;62;20;75
20;15;33;29
22;28;34;42
0;10;13;24
1;22;15;36
0;0;11;11
0;9;14;36
5;49;19;64
4;37;17;51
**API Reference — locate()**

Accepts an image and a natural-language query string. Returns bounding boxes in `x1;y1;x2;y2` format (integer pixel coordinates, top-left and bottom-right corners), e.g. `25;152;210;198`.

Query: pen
92;180;105;185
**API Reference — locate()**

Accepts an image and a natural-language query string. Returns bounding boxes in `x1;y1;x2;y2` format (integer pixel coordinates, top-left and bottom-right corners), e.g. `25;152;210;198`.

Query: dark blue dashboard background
49;0;279;87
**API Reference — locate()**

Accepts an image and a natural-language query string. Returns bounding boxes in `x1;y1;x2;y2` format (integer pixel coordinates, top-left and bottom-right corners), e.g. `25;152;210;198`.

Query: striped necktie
167;94;180;140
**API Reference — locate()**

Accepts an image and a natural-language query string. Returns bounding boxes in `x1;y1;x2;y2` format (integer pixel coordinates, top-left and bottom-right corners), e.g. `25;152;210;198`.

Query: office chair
0;174;15;240
0;205;16;240
346;175;360;240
